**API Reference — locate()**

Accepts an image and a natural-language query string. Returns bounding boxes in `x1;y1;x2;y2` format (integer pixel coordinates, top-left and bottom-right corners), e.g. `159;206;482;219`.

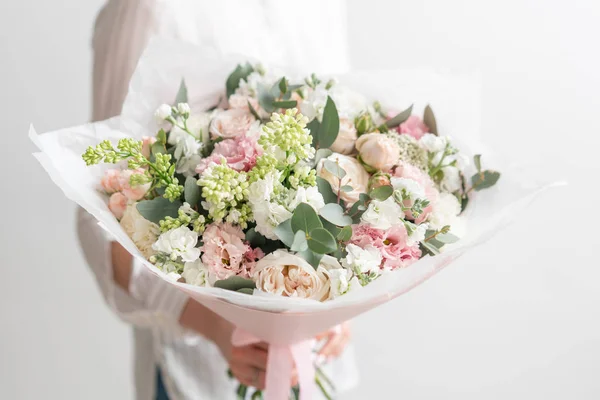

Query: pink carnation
108;192;128;220
200;223;263;280
393;161;439;223
350;224;421;270
399;116;429;140
195;134;261;174
119;168;151;201
100;169;122;194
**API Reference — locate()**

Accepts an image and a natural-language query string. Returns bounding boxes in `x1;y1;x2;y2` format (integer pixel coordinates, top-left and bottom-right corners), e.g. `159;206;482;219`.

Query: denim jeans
155;368;170;400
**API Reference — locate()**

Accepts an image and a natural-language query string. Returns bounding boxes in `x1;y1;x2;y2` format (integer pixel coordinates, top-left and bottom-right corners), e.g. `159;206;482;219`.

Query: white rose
154;104;172;122
120;203;160;259
355;133;400;172
329;118;357;155
428;192;461;230
407;223;428;246
440;166;462;193
391;177;426;200
342;244;382;275
182;259;211;287
419;133;446;152
152;226;201;262
254;250;330;301
209;108;254;139
361;197;405;230
316;153;369;205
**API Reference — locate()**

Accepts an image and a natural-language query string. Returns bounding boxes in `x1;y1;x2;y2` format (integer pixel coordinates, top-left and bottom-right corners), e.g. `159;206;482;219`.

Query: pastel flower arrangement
82;64;501;304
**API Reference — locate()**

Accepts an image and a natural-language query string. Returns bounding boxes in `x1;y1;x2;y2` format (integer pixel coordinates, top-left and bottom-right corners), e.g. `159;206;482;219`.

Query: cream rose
253;250;330;301
355;133;400;172
209;108;254;139
120;203;160;259
329;118;357;155
316;153;369;205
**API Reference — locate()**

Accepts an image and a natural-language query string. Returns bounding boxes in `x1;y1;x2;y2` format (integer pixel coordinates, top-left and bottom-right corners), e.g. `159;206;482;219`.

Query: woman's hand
316;322;351;364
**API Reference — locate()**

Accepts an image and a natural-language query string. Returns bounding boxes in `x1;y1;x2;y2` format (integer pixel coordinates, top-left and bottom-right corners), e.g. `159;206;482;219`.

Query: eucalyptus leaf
156;129;167;145
471;170;501;191
321;218;341;239
257;84;276;113
226;63;254;97
314;149;333;166
291;203;323;234
298;249;323;269
423;105;438;135
319;203;353;227
174;79;188;104
214;276;256;292
278;77;288;94
307;227;337;254
337;225;353;242
315;177;337;204
474;154;482;172
151;142;166;161
436;232;460;244
247;101;261;120
385;104;413;129
318;96;340;149
184;176;200;206
340;185;353;193
348;193;370;223
460;195;469;213
236;288;254;295
290;230;309;252
307;118;321;148
323;159;346;179
136;197;182;224
369;185;393;201
274;219;295;247
245;228;267;248
421;241;440;256
272;100;297;109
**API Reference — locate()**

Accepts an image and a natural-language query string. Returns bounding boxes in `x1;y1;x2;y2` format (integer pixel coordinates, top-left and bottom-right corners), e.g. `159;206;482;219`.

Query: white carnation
361;197;404;230
342;244;382;275
300;85;329;121
182;259;211;287
120;203;160;259
328;268;361;299
407;223;428;246
440;166;462;193
391;177;426;200
419;133;446;153
428;192;461;230
153;226;201;262
287;186;325;212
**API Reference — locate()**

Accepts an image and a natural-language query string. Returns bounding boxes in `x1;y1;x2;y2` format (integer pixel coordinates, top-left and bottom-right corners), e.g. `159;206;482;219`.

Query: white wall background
1;0;599;399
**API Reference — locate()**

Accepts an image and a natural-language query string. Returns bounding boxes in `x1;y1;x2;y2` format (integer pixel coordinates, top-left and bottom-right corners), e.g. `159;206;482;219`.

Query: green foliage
471;170;501;191
423;105;438;135
274;219;295;248
309;96;340;149
214;276;256;292
316;177;337;204
369;185;393;201
337;225;353;242
323;159;346;179
290;230;309;252
226;63;254;97
319;203;352;227
174;79;188;104
136;197;182;224
307;228;337;254
184;176;200;206
385;104;413;129
291;203;323;234
474;154;482;172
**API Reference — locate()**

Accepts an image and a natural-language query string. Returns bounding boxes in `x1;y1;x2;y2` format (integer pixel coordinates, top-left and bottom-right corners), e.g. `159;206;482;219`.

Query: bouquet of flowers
30;39;538;400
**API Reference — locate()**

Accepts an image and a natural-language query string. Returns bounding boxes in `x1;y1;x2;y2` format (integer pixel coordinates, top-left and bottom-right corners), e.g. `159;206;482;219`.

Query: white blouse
79;1;356;399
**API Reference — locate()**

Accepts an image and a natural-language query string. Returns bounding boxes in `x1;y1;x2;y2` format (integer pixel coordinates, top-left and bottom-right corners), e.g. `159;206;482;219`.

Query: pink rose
119;168;151;201
100;169;122;194
195;134;261;175
108;192;128;220
399;116;429;140
141;136;157;159
393;161;439;223
200;223;262;280
209;108;255;139
350;224;421;270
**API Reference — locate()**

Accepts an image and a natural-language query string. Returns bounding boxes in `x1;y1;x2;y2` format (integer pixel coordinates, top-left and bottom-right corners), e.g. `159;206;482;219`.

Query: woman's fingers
318;323;351;360
229;343;298;390
232;344;268;370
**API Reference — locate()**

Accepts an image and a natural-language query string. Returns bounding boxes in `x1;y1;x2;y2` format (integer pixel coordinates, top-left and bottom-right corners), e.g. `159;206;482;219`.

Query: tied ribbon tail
232;328;316;400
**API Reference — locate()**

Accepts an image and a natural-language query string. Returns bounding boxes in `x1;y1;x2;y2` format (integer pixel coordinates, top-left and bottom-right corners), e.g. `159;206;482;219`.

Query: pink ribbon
232;328;316;400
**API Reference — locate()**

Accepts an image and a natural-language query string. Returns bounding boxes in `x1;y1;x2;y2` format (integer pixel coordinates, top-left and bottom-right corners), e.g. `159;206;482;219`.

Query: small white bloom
176;102;190;115
182;259;211;287
407;223;428;246
361;197;404;230
120;203;160;259
440;166;462;193
154;104;173;122
287;186;325;212
428;192;461;230
342;244;382;275
300;86;329;121
153;226;201;262
248;171;280;204
174;135;203;177
328;268;362;299
419;133;446;153
166;272;182;281
391;177;426;200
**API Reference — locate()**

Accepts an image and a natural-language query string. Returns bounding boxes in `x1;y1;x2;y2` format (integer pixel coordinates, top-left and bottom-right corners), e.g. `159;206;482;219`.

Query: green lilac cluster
82;138;184;202
386;132;429;170
159;203;207;233
259;108;315;162
288;163;317;189
197;160;252;227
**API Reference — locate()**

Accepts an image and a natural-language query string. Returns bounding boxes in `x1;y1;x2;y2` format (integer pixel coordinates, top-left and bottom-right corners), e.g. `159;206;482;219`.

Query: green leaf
307;227;338;254
274;219;295;247
319;203;353;227
460;195;469;213
307;118;321;147
272;100;297;109
321;218;341;239
385;104;413;129
421;241;440;256
257;84;276;113
236;288;254;295
290;230;309;252
226;63;254;97
291;203;323;234
369;185;393;201
298;249;323;269
337;225;353;242
156;129;167;145
278;77;288;94
340;185;353;193
471;170;501;191
316;177;337;204
151;142;166;162
214;276;256;292
183;176;200;206
323;159;346;179
436;232;460;244
245;228;267;248
247;101;261;120
318;96;340;149
348;193;370;223
314;148;333;167
474;154;482;172
174;79;188;104
136;197;182;224
423;105;438;135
